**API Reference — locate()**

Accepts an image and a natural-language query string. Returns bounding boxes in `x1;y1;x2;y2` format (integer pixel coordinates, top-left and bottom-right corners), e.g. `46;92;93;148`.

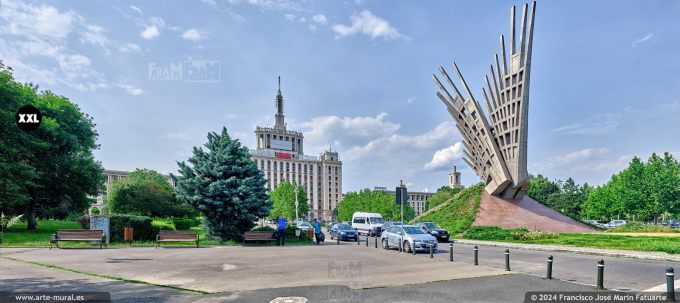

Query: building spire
275;76;285;129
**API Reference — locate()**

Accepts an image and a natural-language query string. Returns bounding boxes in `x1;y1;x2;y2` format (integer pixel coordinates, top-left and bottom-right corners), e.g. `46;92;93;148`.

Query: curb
454;239;680;262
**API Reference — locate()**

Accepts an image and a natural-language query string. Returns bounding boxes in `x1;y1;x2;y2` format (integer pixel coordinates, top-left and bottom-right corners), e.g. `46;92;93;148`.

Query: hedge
172;218;197;230
109;215;154;242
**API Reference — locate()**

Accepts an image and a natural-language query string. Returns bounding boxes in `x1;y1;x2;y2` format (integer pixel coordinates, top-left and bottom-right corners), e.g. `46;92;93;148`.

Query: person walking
276;214;288;246
313;218;322;245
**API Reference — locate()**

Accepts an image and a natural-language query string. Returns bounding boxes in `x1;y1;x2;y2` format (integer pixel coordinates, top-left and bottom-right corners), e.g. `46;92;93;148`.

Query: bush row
108;215;199;242
463;226;558;241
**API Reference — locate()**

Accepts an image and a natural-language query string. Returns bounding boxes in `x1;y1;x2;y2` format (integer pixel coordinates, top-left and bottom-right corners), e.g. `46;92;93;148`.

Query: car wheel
382;239;388;250
403;241;411;253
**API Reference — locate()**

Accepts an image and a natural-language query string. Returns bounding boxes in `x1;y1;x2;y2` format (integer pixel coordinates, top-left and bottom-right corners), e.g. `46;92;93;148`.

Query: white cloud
141;25;160;39
284;14;296;21
424;142;464;171
308;24;318;32
312;14;327;26
118;43;141;53
632;33;653;47
80;24;109;48
332;10;404;40
407;97;416;104
552;113;620;135
182;28;206;41
129;5;143;15
0;0;76;40
531;147;611;172
116;84;144;96
298;112;401;148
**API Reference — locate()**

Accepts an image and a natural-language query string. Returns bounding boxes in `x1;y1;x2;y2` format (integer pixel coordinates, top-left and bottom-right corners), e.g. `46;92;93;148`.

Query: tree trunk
27;196;37;230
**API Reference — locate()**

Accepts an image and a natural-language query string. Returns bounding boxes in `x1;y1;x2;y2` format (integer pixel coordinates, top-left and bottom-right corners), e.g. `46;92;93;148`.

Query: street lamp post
295;184;299;223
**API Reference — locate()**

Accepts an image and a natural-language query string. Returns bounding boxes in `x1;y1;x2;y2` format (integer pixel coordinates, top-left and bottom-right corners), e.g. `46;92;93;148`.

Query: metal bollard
667;267;675;301
358;235;361;245
399;239;402;252
597;260;605;289
412;241;416;255
337;236;340;245
547;256;553;279
449;243;454;262
429;243;434;258
474;245;478;266
366;236;369;247
505;249;510;271
374;236;378;248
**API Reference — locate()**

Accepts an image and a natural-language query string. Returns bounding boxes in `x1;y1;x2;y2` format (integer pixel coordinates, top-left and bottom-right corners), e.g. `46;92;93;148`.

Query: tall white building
251;77;342;221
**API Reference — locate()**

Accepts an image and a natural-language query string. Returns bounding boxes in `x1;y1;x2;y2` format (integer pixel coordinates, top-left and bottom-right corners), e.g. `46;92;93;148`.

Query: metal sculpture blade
433;2;536;199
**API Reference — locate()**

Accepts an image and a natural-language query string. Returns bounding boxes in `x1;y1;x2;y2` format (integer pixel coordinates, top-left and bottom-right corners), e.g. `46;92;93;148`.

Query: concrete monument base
472;190;596;233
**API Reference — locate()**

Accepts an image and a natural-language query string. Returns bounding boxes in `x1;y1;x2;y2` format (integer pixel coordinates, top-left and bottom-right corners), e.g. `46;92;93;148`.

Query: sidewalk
454;239;680;262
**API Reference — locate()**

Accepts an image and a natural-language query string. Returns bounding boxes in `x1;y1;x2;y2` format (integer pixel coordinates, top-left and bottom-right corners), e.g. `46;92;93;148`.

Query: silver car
380;225;438;253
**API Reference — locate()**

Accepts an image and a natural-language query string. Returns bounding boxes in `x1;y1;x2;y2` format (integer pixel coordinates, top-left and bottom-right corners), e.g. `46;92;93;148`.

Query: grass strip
1;256;212;295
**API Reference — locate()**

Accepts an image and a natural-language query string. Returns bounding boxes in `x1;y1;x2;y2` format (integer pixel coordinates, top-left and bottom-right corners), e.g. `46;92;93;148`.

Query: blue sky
2;0;679;193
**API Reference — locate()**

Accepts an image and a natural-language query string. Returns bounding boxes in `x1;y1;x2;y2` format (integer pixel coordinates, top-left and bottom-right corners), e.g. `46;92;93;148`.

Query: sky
1;0;679;193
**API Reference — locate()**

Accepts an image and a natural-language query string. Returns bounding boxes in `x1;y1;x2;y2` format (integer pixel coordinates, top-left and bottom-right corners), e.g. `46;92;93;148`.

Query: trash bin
124;227;133;245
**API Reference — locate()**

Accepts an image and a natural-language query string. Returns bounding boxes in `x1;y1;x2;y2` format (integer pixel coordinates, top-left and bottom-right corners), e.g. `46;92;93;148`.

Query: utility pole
295;183;299;223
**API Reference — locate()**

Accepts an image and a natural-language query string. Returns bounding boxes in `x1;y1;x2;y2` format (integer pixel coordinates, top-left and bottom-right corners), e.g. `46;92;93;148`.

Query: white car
296;222;312;232
351;212;384;236
606;220;627;228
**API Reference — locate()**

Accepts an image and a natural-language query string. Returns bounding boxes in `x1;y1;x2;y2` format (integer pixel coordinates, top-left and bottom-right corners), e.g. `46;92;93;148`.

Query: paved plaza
1;239;675;302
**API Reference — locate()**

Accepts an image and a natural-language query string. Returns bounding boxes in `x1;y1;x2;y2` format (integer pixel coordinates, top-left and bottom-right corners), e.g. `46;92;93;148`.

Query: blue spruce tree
174;127;272;240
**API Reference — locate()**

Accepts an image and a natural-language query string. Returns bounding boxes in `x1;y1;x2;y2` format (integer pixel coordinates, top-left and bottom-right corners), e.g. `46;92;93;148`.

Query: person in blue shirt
276;214;288;246
313;218;322;245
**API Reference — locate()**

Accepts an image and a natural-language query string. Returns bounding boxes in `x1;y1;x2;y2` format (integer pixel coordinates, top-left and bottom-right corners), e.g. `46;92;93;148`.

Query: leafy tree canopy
337;189;415;222
268;180;309;221
106;169;193;217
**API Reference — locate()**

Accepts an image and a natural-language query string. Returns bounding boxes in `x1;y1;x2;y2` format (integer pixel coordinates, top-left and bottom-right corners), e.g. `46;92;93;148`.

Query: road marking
643;280;680;292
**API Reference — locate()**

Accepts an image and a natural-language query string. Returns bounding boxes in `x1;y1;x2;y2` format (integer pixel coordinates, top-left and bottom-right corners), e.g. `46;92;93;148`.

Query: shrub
90;207;100;215
109;215;154;242
251;225;275;232
463;226;557;241
607;222;679;233
172;218;196;230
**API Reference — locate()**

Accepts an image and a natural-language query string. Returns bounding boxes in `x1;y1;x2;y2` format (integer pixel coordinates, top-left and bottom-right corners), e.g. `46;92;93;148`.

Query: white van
352;212;384;236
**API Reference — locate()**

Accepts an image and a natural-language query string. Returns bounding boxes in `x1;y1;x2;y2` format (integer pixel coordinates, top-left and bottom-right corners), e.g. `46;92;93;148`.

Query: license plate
442;235;448;238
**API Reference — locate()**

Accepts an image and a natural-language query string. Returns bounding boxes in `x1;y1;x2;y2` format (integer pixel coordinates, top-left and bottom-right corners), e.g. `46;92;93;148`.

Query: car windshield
423;222;439;229
369;217;384;224
402;227;425;234
337;224;353;230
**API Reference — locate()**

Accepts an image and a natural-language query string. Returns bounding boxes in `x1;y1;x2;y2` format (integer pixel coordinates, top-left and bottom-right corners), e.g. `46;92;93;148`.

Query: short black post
412;241;416;255
429;243;434;258
505;249;510;271
336;236;340;245
449;243;454;262
365;236;369;247
358;235;361;246
374;236;378;248
597;260;605;289
399;239;402;252
547;256;553;279
666;267;675;301
474;245;479;266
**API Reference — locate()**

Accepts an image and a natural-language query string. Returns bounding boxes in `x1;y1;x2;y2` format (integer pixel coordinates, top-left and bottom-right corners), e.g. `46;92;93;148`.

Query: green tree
527;174;561;204
268;180;309;221
0;63;104;229
174;128;272;241
337;189;415;222
106;169;193;217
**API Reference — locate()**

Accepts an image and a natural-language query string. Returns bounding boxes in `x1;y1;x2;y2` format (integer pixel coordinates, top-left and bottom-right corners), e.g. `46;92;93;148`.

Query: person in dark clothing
313;218;322;245
276;214;288;246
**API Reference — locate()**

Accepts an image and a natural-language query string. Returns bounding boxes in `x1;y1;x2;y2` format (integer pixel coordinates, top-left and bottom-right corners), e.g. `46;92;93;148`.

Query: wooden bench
242;230;277;244
50;230;106;249
156;230;199;248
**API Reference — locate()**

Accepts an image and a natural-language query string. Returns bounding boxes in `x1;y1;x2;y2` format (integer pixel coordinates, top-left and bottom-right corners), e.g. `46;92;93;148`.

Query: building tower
274;76;285;129
449;165;464;189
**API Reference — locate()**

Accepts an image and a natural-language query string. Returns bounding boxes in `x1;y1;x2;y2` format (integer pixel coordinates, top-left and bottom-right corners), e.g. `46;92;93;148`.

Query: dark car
381;221;403;233
329;223;358;241
414;222;449;242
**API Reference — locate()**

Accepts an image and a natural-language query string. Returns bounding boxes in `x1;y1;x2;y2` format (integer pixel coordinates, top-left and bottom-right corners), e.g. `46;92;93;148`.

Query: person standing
276;214;288;246
313;218;322;245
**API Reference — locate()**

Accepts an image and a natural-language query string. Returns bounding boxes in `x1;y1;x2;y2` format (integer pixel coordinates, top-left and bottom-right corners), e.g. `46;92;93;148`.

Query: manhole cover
269;297;309;303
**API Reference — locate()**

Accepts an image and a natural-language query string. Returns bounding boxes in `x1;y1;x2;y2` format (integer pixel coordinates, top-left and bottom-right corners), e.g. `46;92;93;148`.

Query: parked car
381;221;403;232
605;220;627;228
327;221;338;232
329;223;358;241
296;222;312;232
584;220;607;229
380;225;438;253
414;222;450;242
352;212;384;236
670;220;680;229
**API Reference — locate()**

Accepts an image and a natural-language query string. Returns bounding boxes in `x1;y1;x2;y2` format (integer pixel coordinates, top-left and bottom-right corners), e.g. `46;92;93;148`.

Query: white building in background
250;77;342;221
449;166;464;189
376;187;434;216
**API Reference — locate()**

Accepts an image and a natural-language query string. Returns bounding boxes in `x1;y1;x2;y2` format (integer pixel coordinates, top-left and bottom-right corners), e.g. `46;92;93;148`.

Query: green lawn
1;220;313;247
460;233;680;254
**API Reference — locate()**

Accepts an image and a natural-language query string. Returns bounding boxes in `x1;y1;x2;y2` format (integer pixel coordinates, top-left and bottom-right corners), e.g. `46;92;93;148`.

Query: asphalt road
349;235;679;292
